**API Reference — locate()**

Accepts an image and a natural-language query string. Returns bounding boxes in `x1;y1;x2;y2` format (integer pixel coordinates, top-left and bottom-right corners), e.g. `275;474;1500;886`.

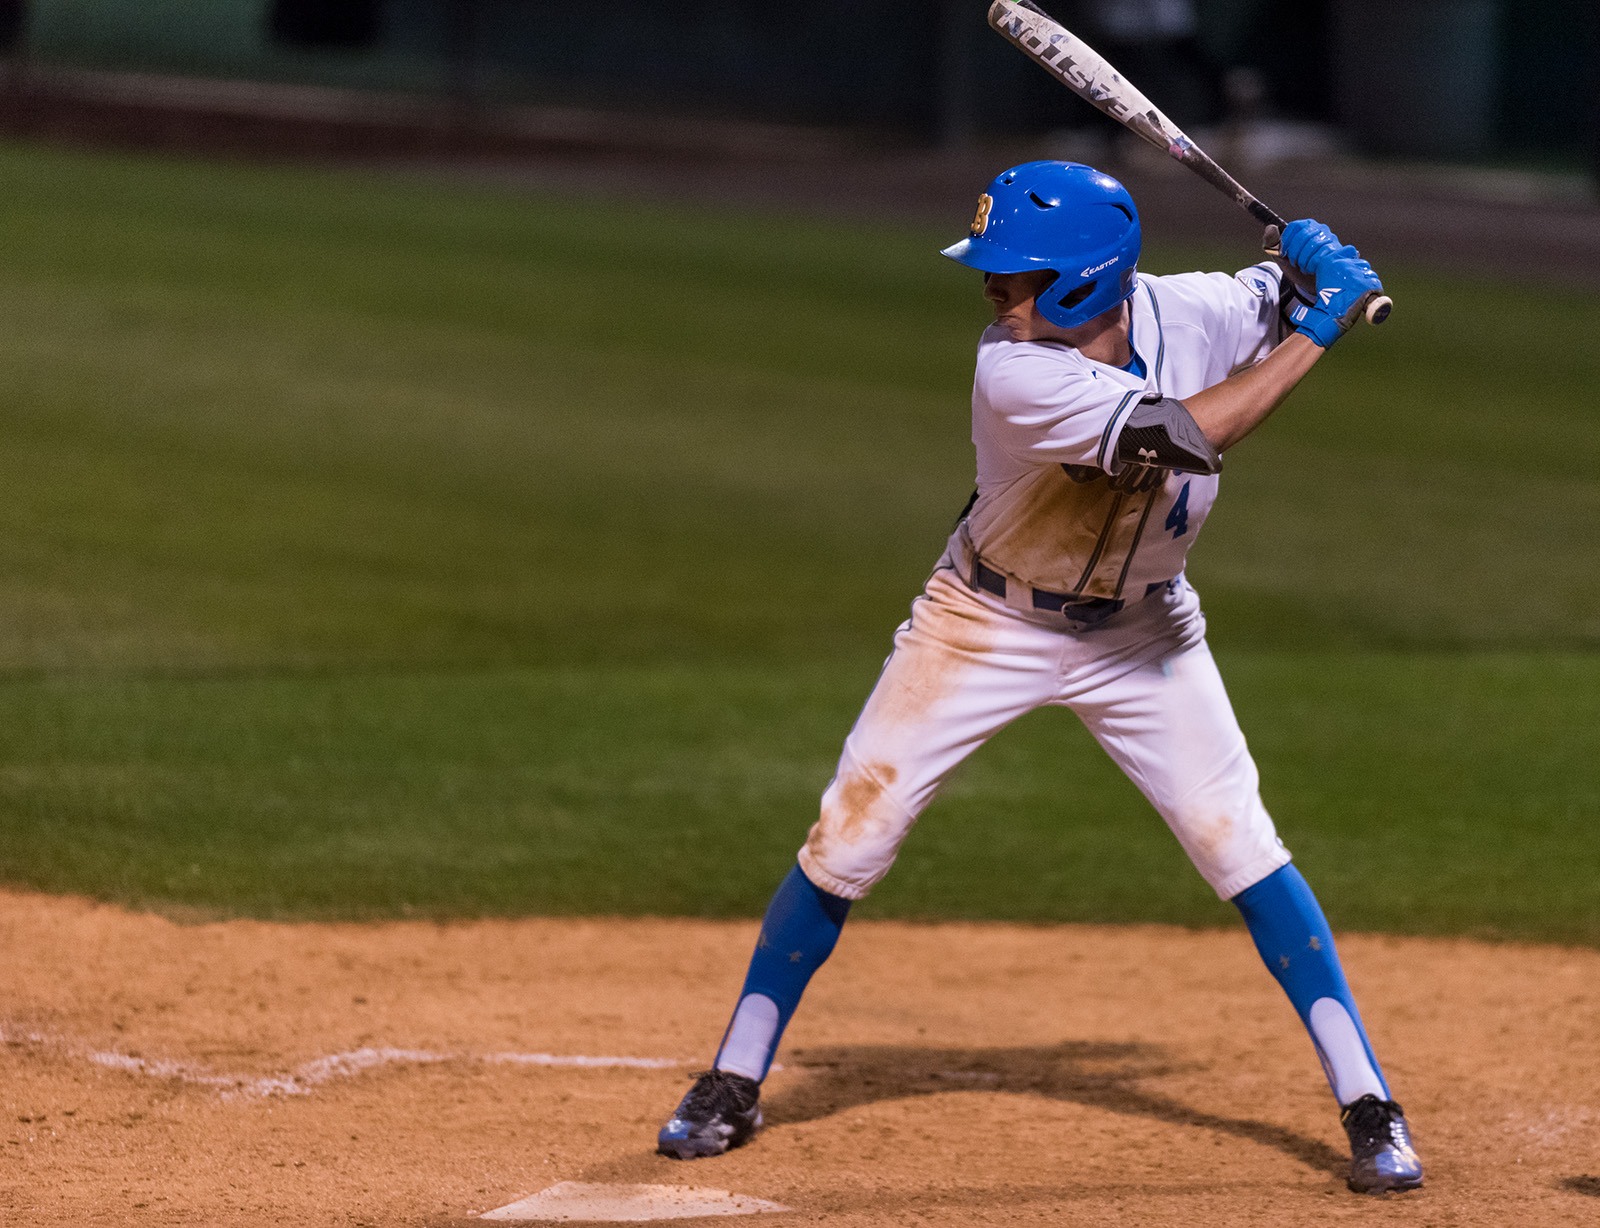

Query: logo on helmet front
971;193;993;236
1081;257;1119;277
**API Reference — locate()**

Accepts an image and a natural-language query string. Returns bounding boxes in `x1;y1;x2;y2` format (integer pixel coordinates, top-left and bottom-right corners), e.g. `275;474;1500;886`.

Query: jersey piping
1083;279;1169;598
1073;489;1126;593
1095;388;1146;471
1141;280;1166;390
1084;283;1169;592
1113;486;1162;596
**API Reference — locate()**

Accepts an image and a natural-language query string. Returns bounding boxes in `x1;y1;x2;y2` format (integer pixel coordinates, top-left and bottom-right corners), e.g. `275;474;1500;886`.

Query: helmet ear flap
1033;276;1096;328
1035;256;1139;329
1059;281;1097;311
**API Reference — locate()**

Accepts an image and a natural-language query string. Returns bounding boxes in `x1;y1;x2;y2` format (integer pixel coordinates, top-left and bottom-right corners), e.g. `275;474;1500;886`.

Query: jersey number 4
1165;480;1191;538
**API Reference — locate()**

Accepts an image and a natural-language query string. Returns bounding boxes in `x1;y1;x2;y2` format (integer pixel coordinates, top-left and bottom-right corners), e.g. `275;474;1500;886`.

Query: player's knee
800;761;916;900
1166;791;1286;894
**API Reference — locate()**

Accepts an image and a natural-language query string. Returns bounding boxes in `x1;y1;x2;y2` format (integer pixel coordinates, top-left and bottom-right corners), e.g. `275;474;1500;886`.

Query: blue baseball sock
714;863;851;1082
1233;863;1391;1105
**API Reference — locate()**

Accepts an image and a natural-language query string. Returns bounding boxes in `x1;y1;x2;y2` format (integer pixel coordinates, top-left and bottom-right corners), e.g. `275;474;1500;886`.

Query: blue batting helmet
941;161;1141;329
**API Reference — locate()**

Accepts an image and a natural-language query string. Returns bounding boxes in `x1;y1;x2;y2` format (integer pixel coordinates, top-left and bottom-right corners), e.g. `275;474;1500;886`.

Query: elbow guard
1115;394;1222;475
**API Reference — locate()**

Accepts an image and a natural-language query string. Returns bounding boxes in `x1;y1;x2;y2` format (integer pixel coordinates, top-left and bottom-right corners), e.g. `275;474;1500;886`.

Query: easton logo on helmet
1081;257;1120;277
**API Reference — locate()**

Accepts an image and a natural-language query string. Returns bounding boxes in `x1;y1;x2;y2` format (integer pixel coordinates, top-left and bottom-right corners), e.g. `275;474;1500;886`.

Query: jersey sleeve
1224;261;1287;371
979;343;1148;474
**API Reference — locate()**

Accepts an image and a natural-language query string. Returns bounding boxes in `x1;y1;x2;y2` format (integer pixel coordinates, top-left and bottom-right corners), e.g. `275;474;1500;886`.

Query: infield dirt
2;888;1597;1226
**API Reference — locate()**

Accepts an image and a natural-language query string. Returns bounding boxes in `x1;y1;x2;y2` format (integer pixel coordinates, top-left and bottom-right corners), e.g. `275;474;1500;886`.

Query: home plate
479;1182;791;1222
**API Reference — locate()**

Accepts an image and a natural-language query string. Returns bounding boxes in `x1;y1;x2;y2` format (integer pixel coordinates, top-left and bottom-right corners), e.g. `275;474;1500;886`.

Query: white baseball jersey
954;263;1285;600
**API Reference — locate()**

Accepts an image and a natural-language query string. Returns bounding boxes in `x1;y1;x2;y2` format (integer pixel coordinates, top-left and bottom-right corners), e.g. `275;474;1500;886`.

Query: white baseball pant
798;565;1291;901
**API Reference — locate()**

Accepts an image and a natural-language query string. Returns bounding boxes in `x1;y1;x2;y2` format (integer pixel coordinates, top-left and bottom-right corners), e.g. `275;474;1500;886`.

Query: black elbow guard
1115;394;1222;475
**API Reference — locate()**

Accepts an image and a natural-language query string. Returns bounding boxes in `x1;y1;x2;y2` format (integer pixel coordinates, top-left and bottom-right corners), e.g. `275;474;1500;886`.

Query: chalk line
71;1043;682;1099
6;1023;756;1100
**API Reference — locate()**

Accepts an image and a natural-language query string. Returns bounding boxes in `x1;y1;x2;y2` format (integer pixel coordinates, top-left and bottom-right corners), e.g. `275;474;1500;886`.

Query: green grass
3;656;1597;940
0;141;1595;940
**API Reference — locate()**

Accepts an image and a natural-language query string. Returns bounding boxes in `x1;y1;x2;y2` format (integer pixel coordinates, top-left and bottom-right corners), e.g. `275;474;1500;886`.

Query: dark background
5;0;1597;171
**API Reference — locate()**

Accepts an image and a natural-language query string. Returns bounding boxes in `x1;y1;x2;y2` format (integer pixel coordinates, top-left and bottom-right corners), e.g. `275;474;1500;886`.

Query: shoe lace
683;1069;758;1118
1341;1094;1410;1156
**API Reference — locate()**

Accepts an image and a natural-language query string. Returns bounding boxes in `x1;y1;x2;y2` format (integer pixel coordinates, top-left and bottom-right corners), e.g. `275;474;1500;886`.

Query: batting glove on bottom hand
1277;218;1383;349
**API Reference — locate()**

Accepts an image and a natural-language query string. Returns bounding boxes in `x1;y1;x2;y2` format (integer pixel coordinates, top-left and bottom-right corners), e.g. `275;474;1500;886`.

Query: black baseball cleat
1341;1093;1424;1193
657;1069;763;1160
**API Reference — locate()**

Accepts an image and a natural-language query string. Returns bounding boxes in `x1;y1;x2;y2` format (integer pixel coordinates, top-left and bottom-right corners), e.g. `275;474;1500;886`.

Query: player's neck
1056;301;1132;367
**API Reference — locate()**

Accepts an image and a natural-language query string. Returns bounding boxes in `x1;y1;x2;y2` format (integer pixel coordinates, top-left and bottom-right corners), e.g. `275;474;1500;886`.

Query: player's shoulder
975;323;1098;404
976;323;1091;378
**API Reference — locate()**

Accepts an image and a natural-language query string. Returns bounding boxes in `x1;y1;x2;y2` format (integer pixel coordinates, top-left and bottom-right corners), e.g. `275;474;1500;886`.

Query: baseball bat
987;0;1392;326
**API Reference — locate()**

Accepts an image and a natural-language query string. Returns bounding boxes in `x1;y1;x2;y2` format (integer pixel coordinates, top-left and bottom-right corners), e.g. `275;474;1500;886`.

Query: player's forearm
1184;332;1325;453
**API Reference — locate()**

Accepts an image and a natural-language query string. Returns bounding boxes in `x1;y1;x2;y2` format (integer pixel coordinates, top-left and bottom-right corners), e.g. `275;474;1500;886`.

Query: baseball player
657;160;1423;1194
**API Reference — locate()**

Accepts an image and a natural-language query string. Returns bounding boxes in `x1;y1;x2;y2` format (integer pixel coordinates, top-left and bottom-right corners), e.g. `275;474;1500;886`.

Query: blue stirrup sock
714;863;851;1082
1233;863;1391;1105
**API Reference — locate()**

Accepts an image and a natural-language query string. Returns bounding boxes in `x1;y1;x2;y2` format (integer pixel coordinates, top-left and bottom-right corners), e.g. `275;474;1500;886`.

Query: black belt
968;558;1176;628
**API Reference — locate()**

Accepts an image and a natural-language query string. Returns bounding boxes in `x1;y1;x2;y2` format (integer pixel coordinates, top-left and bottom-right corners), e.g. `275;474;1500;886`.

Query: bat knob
1365;295;1393;325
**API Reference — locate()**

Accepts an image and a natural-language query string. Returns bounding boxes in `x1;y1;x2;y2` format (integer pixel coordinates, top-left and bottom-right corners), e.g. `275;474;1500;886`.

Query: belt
968;558;1128;627
947;522;1174;628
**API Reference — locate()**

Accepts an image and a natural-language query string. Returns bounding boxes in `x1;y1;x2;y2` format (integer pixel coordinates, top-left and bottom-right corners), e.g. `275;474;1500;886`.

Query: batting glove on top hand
1277;218;1383;349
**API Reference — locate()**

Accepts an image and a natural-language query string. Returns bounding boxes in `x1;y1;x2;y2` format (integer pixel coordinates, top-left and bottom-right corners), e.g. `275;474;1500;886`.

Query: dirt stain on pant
1188;812;1236;868
802;576;1014;896
804;760;905;883
823;762;900;845
862;579;997;732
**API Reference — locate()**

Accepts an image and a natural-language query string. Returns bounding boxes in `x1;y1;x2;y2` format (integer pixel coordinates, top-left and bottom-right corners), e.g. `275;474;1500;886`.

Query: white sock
1309;997;1388;1105
714;994;780;1082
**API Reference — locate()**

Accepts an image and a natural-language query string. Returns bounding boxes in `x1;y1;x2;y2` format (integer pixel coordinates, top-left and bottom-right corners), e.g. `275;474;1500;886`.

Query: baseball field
0;141;1597;1225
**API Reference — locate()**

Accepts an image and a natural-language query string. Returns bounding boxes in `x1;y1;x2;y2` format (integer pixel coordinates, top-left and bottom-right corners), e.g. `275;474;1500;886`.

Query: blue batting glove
1280;219;1345;279
1280;219;1383;349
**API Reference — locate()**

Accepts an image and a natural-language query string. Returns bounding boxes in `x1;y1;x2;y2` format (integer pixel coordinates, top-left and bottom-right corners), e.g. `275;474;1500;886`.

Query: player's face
983;270;1058;341
984;272;1132;365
